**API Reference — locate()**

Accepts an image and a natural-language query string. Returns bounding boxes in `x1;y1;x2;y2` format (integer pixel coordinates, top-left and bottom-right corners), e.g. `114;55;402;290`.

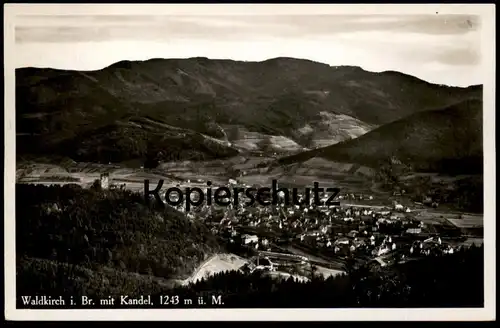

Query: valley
16;151;484;285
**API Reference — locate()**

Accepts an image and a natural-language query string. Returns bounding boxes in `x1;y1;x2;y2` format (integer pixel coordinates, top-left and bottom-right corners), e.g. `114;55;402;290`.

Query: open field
17;157;484;219
176;252;313;286
460;238;484;247
447;215;485;228
180;253;248;286
415;211;484;228
314;265;345;279
265;271;310;282
15;156;382;198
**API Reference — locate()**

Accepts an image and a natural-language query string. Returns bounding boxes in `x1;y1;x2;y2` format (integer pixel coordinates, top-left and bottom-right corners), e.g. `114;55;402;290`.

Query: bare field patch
266;271;310;283
315;265;345;279
414;211;483;229
181;254;248;285
447;216;484;228
461;238;484;247
16;157;397;205
238;174;280;186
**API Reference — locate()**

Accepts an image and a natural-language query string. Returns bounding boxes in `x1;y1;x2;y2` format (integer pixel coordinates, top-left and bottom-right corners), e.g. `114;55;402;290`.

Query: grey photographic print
4;3;496;321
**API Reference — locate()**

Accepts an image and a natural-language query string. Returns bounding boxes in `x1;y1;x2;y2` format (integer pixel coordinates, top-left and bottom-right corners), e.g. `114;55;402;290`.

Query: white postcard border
4;3;496;321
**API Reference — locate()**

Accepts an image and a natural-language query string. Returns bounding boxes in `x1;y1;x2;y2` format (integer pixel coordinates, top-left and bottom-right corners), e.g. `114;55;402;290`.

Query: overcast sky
15;14;481;87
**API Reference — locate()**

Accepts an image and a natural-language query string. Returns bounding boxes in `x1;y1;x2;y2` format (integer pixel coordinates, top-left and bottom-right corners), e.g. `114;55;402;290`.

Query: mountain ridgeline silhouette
16;57;482;164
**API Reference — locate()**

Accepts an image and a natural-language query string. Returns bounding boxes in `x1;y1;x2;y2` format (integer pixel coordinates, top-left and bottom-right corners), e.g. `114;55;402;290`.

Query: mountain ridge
15;56;485;90
16;57;482;165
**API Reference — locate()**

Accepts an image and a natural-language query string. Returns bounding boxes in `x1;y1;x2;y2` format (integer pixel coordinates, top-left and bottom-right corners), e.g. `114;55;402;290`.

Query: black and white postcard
4;3;496;321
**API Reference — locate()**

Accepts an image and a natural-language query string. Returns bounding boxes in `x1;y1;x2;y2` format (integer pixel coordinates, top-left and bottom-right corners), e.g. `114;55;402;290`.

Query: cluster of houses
165;178;472;266
337;193;375;201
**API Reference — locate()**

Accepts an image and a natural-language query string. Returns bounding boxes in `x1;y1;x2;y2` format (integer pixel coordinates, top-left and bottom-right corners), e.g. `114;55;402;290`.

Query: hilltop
277;98;483;174
16;57;481;164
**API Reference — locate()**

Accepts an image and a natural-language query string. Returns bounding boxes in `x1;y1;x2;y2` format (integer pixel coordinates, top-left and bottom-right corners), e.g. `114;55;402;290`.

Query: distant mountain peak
16;58;482;164
106;60;134;69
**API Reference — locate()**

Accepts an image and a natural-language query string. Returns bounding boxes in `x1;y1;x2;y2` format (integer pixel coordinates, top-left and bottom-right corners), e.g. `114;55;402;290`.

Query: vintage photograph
5;3;495;321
